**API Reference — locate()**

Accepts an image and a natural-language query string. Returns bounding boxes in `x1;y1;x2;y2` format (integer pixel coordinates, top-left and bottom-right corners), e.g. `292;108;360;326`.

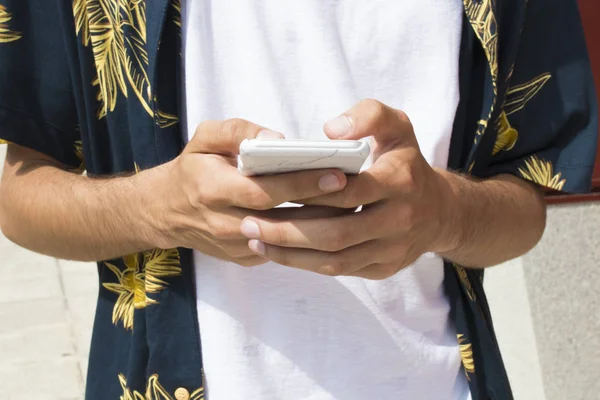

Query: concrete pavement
0;235;97;399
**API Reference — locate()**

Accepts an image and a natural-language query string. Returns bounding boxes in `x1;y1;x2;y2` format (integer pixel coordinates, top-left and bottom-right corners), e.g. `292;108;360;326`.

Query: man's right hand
148;119;348;266
0;119;347;263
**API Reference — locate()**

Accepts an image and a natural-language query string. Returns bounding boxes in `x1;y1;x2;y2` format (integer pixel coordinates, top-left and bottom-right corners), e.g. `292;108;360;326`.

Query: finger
206;206;352;241
242;205;386;251
186;118;283;156
219;239;261;258
248;240;379;276
324;99;416;149
189;243;265;266
195;155;347;209
345;263;401;280
299;162;393;208
226;170;349;210
234;255;269;267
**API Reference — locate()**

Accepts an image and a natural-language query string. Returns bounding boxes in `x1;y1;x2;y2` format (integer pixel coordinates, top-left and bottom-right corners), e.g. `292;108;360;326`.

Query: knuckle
395;109;410;124
273;224;290;246
236;258;253;267
397;205;417;229
361;98;386;122
195;183;221;207
245;187;274;210
339;187;359;209
186;160;225;208
329;228;350;251
196;120;212;136
237;257;265;267
396;163;418;194
220;118;247;144
208;220;239;240
383;264;400;278
365;99;386;123
321;258;349;276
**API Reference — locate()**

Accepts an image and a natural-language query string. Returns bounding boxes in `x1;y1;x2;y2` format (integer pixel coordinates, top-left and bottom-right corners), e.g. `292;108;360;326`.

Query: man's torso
183;1;469;398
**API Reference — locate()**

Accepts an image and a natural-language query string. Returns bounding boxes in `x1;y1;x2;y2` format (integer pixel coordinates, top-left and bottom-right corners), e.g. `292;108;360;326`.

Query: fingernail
324;115;353;138
241;220;261;239
249;240;266;255
319;173;343;192
257;130;285;139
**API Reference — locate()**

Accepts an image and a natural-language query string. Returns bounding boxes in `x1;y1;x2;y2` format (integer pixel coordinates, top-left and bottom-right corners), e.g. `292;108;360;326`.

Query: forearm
0;146;168;261
437;170;546;268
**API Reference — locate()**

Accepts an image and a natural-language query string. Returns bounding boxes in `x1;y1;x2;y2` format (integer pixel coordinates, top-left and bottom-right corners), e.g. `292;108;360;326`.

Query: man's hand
239;100;547;279
0;120;348;262
147;119;349;266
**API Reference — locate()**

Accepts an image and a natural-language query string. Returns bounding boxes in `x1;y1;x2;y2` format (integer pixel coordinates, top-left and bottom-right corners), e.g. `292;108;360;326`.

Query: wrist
133;160;179;250
430;169;468;255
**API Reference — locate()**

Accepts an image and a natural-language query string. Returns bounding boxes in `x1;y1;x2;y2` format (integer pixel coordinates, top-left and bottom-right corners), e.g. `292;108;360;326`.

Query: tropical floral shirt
0;0;597;399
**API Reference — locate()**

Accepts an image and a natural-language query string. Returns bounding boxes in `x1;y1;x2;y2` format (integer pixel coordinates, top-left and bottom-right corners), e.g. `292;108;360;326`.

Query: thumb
323;99;415;149
185;119;284;156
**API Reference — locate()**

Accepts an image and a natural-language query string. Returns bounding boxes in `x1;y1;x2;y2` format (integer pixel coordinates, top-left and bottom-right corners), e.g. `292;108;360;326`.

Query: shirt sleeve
0;1;81;168
484;0;598;194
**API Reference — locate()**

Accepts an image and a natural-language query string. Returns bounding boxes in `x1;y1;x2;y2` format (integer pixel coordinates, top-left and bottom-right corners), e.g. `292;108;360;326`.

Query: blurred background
1;1;600;399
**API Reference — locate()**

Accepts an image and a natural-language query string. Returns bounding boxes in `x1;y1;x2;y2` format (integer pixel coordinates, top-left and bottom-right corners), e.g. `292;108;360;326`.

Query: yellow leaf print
454;264;476;302
103;249;181;330
189;386;205;400
518;155;566;191
74;0;152;119
122;1;152;115
467;162;475;174
463;0;497;81
103;254;151;330
0;139;8;145
494;73;552;155
154;95;179;128
155;109;179;128
171;0;181;29
0;5;21;43
73;0;90;46
458;334;475;379
463;0;498;139
494;112;518;155
119;373;146;400
74;139;86;171
119;374;205;400
143;248;181;300
504;73;552;116
145;375;172;400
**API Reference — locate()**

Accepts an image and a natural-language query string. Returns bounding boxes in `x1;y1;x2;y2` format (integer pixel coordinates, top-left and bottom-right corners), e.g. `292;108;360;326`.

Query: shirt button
174;387;190;400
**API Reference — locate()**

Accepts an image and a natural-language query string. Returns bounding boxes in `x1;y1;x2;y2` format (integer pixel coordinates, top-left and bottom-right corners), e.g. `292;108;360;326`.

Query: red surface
579;0;600;189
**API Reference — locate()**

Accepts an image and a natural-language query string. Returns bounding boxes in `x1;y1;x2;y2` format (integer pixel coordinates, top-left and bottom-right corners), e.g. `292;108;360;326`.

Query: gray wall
486;202;600;400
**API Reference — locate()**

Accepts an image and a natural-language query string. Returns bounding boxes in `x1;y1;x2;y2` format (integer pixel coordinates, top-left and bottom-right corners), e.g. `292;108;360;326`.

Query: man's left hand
240;99;459;280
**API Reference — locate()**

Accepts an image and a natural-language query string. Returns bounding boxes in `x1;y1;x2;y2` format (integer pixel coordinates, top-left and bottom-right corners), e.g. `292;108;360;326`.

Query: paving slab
0;274;63;304
59;261;98;300
0;324;75;362
0;358;83;399
0;299;66;335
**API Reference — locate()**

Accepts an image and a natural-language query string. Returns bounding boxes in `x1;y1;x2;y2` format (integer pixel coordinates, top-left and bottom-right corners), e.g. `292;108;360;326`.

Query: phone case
237;139;371;176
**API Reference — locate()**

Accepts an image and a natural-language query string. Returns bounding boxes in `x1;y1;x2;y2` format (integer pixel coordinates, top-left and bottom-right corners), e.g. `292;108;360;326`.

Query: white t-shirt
182;1;471;399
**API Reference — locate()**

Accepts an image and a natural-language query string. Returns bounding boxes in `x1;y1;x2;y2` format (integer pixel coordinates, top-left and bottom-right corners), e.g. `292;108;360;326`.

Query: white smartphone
237;139;371;176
